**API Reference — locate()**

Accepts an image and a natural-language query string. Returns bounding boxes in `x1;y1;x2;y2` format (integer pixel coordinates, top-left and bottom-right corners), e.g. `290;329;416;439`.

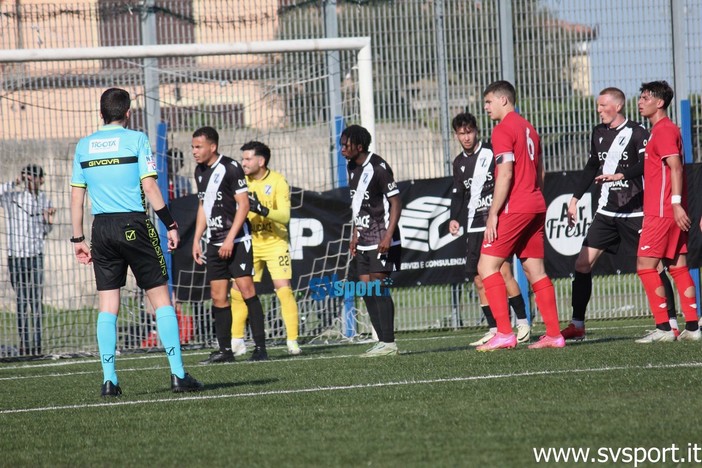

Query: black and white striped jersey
348;152;401;250
449;141;495;233
574;120;648;217
194;154;251;246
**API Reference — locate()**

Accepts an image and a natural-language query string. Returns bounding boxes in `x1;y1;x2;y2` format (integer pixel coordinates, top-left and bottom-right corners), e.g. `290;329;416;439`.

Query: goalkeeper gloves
248;192;269;217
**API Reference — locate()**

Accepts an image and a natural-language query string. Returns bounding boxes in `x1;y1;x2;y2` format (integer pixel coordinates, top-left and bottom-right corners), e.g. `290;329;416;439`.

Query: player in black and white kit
447;112;530;346
191;126;269;362
342;125;402;357
563;87;677;340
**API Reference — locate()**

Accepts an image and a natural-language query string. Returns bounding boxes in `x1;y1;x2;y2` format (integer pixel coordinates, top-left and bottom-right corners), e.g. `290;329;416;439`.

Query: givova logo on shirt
89;138;120;154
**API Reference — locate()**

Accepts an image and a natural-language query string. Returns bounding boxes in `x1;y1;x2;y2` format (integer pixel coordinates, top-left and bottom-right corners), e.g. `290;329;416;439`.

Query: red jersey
491;111;546;214
643;117;685;218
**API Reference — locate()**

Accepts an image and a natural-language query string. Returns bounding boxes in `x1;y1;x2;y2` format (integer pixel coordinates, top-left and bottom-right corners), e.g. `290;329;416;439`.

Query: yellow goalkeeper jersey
247;169;290;246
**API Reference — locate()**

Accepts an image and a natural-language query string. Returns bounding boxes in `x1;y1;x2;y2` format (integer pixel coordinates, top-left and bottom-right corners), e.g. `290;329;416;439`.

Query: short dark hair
341;125;372;152
451;112;478;132
483;80;516;105
640;80;674;109
192;126;220;150
22;164;44;178
100;88;131;124
240;140;271;167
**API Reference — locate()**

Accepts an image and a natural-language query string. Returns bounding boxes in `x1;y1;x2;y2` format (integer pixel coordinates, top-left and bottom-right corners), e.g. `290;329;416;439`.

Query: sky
541;0;702;97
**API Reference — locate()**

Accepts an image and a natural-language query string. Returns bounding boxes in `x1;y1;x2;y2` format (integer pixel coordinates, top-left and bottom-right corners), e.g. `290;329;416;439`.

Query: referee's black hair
100;88;130;125
341;125;372;152
640;81;674;109
451;112;478;133
193;126;220;151
240;141;271;167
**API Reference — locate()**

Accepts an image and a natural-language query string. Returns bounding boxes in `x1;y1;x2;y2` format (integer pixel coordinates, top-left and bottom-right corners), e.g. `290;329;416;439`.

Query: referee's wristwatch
70;235;85;243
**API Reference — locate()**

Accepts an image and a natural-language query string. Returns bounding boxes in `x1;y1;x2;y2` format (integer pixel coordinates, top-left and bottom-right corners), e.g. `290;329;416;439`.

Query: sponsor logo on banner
399;196;458;252
545;193;592;256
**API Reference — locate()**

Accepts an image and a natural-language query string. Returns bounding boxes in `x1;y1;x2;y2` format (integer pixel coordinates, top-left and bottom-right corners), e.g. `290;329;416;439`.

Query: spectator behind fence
70;87;203;396
167;148;192;199
0;164;55;356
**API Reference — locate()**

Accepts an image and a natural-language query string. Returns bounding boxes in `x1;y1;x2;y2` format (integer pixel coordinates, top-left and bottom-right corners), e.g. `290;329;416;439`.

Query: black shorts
583;214;642;256
355;245;402;275
91;213;168;291
465;232;513;279
205;240;255;282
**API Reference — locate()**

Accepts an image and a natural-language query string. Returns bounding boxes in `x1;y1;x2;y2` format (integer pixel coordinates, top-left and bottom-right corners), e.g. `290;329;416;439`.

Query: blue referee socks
96;312;118;385
155;306;185;379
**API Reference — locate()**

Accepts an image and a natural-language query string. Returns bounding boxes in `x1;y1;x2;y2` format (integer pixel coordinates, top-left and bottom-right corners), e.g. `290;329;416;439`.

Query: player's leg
470;273;498;346
501;260;530;343
357;251;383;347
516;214;564;349
96;289;121;394
230;245;268;361
267;246;301;355
359;246;401;357
666;252;700;341
519;257;564;349
657;266;679;335
229;280;248;356
91;216;129;396
143;283;202;391
466;233;496;345
635;217;676;343
476;253;516;351
124;215;202;391
273;279;301;355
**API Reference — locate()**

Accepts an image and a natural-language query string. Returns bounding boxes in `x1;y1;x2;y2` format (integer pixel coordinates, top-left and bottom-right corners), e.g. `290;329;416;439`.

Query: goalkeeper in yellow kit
230;141;301;355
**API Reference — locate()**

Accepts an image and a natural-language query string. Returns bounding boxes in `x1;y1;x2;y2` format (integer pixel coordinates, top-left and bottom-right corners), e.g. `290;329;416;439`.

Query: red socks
637;268;669;325
532;277;561;337
668;266;699;323
482;272;512;334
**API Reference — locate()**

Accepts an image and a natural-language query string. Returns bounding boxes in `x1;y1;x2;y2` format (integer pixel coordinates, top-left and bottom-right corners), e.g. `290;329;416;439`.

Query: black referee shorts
582;214;642;256
91;213;168;291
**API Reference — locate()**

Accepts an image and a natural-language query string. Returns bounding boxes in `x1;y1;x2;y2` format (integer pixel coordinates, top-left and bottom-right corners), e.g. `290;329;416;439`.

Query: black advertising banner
169;164;702;297
394;178;467;285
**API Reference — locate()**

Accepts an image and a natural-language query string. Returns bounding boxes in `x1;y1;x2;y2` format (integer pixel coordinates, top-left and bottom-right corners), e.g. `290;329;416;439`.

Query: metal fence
0;0;699;356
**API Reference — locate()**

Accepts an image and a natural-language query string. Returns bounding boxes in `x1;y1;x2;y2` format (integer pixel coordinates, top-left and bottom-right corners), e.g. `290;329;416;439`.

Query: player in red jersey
476;80;564;351
632;81;699;343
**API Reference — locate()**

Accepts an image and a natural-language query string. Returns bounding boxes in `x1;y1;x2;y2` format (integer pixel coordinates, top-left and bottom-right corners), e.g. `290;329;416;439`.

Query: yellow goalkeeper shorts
253;242;292;282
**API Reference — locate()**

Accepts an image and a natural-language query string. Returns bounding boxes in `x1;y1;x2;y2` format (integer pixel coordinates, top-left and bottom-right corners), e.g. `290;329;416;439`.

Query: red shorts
638;215;688;260
480;212;545;259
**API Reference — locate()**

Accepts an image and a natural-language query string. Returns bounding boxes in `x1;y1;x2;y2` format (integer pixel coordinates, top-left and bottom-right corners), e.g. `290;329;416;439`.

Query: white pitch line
2;361;700;415
0;323;650;373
